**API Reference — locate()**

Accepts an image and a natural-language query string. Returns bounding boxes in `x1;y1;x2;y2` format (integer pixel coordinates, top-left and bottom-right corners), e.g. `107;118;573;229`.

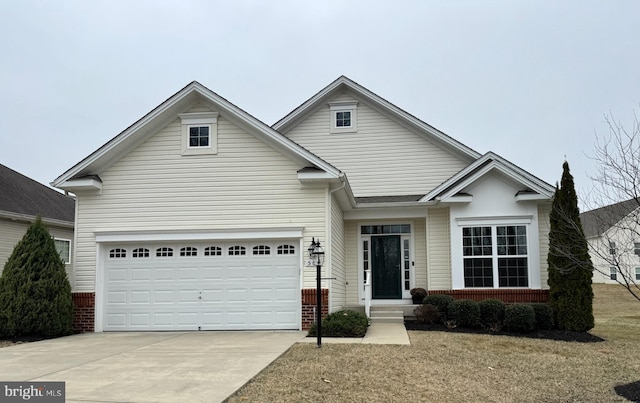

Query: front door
371;235;402;299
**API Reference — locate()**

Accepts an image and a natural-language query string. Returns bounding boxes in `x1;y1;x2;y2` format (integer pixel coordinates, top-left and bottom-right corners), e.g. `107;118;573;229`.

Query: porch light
308;238;325;347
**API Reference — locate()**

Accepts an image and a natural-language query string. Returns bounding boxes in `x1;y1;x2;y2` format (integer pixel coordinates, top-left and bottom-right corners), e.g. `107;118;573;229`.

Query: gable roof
580;198;639;238
272;76;482;162
52;81;342;189
421;152;555;203
0;164;74;225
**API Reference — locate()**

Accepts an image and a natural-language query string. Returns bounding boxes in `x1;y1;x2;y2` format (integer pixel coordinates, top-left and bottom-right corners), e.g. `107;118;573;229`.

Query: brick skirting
72;292;95;333
301;288;328;330
428;289;549;303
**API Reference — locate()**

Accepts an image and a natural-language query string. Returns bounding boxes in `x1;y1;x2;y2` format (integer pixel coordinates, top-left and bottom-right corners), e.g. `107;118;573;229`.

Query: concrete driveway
0;331;305;402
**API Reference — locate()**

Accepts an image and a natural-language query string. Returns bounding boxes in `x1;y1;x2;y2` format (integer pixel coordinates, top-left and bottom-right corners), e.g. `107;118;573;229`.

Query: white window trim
329;101;358;134
54;238;71;264
452;216;540;289
179;112;218;155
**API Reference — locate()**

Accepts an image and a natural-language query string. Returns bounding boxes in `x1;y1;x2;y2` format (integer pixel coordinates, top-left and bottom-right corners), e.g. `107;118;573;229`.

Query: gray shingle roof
580;198;639;238
355;195;424;204
0;164;75;223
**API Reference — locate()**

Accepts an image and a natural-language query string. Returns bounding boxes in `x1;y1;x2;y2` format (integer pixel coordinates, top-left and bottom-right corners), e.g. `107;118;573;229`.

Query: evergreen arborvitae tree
548;161;594;332
0;217;73;338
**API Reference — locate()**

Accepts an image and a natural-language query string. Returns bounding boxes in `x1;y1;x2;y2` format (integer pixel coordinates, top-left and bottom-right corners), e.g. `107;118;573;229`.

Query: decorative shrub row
308;310;368;338
416;295;555;333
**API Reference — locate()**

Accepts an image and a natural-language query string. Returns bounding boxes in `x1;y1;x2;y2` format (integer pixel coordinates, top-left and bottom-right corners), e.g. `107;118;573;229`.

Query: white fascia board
297;170;337;181
95;227;305;243
436;195;473;203
515;193;549;202
57;178;103;192
0;210;74;228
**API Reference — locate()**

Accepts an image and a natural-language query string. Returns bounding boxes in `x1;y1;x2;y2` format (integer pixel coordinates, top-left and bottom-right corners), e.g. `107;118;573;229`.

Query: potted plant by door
410;288;428;304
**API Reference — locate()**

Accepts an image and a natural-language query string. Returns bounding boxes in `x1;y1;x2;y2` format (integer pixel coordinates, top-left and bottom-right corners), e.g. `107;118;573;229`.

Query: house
52;76;555;332
580;198;640;284
0;163;75;278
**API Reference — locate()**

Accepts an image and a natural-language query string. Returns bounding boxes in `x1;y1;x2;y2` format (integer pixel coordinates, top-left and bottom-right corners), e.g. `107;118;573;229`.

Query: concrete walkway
0;331;305;403
298;321;411;345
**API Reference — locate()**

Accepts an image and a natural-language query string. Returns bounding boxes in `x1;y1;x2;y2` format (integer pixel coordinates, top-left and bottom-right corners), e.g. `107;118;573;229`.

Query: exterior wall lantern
308;237;325;347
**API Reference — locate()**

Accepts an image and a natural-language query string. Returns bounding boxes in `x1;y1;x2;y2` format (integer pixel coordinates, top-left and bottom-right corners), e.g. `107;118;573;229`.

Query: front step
369;308;404;324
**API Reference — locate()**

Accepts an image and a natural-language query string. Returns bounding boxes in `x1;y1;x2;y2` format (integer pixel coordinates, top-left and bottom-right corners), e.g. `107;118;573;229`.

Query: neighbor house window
610;267;617;281
635;242;640;257
54;239;71;264
636;267;640;281
329;101;358;133
179;112;218;155
462;225;529;288
609;241;617;255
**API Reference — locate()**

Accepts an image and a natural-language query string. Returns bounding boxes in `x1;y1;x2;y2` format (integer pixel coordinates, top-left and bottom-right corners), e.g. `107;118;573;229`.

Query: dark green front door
371;235;402;299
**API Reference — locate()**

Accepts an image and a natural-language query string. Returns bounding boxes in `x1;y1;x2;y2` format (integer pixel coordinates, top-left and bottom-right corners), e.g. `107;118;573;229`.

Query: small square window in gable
179;112;218;155
329;101;358;134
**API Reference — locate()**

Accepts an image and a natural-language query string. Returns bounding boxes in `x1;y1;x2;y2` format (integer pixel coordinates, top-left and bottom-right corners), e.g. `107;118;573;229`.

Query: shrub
422;294;454;322
0;217;73;338
504;304;536;333
531;303;555;330
479;299;505;331
410;288;428;304
447;299;480;328
413;304;439;324
308;310;368;337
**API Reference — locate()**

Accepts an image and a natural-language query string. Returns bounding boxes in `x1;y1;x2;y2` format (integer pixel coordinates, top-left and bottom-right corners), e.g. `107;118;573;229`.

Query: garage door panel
103;240;300;331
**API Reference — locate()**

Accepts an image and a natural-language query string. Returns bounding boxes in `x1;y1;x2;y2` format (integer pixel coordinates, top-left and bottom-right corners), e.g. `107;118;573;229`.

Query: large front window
462;225;529;288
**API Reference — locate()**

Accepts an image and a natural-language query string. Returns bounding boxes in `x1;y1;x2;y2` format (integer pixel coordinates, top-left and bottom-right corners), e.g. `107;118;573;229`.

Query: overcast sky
1;1;639;207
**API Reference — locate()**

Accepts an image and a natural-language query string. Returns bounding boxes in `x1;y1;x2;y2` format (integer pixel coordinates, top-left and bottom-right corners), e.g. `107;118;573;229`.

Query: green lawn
226;284;640;402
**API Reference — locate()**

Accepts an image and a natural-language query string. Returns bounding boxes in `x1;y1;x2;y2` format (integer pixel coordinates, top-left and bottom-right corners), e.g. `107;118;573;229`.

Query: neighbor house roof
272;75;482;162
52;81;343;190
0;164;75;226
580;198;639;238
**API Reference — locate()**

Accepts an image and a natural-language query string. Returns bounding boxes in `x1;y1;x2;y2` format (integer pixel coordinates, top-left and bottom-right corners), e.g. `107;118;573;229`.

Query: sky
1;1;639;207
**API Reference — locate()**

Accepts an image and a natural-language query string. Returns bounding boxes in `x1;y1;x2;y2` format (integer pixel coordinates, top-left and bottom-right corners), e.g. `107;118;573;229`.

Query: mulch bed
405;321;605;343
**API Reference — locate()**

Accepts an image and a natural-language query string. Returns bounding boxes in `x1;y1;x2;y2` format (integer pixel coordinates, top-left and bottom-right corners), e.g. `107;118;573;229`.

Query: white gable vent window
179;112;219;155
329;101;358;134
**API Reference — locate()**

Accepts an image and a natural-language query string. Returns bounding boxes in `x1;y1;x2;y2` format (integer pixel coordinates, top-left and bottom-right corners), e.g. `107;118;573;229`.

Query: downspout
326;174;347;314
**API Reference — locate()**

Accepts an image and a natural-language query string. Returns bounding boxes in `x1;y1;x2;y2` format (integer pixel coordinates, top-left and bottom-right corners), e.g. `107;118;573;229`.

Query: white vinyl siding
329;194;346;311
0;218;74;279
344;220;359;306
283;92;470;197
537;203;551;289
72;110;327;292
427;208;452;290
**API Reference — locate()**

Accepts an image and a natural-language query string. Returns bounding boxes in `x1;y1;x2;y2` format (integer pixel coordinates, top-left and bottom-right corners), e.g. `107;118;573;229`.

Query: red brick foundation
301;288;329;330
428;289;549;303
72;292;95;333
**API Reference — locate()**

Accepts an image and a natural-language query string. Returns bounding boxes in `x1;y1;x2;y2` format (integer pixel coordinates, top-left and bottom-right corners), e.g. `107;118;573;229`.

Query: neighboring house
0;163;75;277
52;76;555;332
581;199;640;284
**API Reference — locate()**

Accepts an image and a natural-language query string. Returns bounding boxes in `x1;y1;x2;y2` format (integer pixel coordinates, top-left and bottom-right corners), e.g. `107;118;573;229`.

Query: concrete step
369;309;404;324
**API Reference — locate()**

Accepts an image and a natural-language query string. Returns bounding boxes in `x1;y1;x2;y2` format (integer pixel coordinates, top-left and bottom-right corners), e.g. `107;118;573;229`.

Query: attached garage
98;239;301;331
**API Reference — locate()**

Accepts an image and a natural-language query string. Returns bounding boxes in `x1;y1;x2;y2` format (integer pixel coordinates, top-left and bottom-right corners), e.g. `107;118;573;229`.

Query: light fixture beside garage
308;238;325;347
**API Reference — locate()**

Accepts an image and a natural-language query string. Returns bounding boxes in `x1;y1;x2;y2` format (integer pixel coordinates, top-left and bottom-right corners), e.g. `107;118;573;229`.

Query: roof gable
0;164;74;224
53;81;341;189
273;75;482;162
580;198;639;238
422;152;555;203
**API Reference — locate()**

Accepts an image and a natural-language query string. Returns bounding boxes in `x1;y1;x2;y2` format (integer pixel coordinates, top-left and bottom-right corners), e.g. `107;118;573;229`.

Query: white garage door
102;240;300;331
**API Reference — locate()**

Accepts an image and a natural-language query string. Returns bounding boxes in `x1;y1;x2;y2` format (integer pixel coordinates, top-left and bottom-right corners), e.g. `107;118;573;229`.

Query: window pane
498;257;528;287
464;258;493;287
